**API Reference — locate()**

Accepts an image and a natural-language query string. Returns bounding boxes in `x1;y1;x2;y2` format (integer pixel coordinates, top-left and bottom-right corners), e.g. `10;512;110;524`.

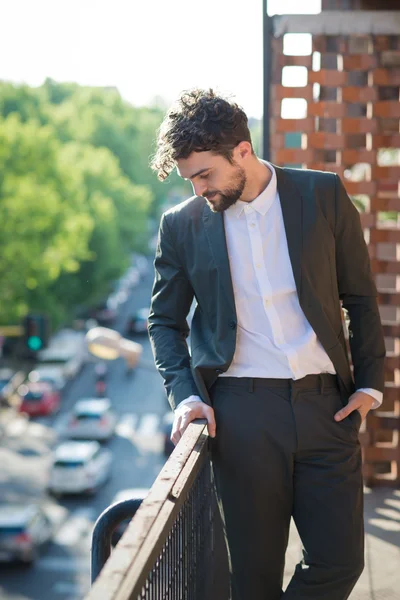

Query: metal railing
85;419;230;600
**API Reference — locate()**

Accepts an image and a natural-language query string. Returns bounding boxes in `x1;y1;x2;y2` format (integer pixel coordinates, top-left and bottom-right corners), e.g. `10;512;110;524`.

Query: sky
0;0;321;119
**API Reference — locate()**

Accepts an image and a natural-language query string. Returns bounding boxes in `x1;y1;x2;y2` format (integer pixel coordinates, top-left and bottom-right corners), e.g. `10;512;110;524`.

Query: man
148;88;386;599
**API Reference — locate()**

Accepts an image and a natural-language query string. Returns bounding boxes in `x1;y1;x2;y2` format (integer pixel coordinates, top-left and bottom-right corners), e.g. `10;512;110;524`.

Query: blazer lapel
274;165;303;300
202;205;236;316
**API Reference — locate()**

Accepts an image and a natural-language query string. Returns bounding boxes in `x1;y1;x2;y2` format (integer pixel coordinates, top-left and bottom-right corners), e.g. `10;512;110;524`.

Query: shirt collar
226;160;277;219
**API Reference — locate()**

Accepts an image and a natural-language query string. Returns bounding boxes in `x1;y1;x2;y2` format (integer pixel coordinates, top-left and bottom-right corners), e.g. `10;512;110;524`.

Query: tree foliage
0;80;164;326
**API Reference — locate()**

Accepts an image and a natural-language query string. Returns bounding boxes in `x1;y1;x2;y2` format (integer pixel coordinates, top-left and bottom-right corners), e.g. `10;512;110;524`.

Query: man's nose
192;182;207;198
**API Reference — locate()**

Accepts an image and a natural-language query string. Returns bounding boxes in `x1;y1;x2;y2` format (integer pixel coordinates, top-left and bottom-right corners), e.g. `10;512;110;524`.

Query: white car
36;329;89;381
28;366;66;391
0;503;53;564
64;398;117;441
48;441;112;495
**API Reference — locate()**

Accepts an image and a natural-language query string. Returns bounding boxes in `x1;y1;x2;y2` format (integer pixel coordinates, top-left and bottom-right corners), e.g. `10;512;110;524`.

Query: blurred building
265;0;400;485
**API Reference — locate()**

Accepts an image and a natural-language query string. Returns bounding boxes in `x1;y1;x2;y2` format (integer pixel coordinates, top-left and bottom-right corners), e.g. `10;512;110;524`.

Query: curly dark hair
150;88;253;181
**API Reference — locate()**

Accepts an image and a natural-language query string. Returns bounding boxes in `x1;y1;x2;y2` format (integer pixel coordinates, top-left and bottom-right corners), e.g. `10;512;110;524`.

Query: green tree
0;114;93;324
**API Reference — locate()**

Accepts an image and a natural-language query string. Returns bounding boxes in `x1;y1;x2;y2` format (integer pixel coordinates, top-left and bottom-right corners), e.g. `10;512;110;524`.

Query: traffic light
23;314;49;352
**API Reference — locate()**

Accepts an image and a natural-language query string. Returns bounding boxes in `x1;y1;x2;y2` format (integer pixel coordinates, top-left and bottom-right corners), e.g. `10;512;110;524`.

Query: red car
18;382;60;416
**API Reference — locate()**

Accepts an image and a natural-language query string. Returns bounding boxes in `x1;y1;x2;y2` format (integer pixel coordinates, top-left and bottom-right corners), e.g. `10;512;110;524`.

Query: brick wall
270;23;400;485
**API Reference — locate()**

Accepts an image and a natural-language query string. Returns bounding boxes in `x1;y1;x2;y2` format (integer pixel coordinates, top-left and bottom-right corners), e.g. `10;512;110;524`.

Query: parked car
63;398;117;441
126;307;150;336
36;341;87;382
17;381;60;417
110;487;149;546
0;503;53;564
28;366;66;391
0;368;16;405
48;441;112;495
88;301;117;326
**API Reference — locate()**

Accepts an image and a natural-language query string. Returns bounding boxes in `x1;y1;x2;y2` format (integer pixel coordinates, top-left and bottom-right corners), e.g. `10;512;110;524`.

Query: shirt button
264;298;270;305
250;223;256;228
256;263;261;269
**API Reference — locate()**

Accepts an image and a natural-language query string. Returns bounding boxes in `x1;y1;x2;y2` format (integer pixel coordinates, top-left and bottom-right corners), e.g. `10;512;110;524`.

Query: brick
319;87;338;102
344;181;377;196
381;51;400;68
278;55;313;68
275;149;315;164
312;36;327;53
378;183;400;199
348;36;372;55
370;229;400;244
326;35;348;54
373;102;400;118
340;118;378;134
364;445;400;463
273;118;315;133
380;386;400;403
385;353;400;368
270;133;285;149
371;197;400;212
379;293;400;307
371;259;400;275
371;166;400;180
373;36;394;52
359;213;376;229
382;324;400;337
378;292;400;308
307;132;346;150
379;118;400;134
308;70;348;87
342;55;378;71
320;53;339;70
349;71;369;87
317;118;337;133
308;102;346;118
344;134;367;149
370;134;400;149
346;104;368;118
342;87;378;103
342;149;377;164
378;86;400;101
372;68;400;86
272;85;313;102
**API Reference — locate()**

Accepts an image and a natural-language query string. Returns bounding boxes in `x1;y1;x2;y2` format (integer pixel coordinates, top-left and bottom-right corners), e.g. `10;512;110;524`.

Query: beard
204;166;247;213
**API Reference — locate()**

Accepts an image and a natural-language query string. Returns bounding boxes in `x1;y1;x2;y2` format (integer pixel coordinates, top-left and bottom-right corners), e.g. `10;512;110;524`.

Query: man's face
176;151;246;213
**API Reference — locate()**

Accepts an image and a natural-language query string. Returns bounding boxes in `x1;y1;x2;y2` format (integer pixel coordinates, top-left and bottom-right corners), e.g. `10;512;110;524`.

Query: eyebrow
185;168;210;181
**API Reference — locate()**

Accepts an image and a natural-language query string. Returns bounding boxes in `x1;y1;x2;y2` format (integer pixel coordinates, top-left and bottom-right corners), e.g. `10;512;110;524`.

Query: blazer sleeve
334;174;386;393
148;212;199;410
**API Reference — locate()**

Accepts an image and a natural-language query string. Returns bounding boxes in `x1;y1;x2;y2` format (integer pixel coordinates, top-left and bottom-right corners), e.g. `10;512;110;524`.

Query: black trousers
209;373;364;600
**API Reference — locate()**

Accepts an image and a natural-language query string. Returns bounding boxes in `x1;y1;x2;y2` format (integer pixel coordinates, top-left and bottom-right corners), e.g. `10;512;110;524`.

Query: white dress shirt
177;162;382;411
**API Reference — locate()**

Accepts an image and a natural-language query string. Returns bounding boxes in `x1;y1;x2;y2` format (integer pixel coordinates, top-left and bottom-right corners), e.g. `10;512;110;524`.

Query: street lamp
85;327;142;370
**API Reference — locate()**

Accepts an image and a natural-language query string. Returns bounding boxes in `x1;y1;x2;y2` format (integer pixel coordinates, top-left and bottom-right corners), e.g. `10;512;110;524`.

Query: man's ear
236;141;252;161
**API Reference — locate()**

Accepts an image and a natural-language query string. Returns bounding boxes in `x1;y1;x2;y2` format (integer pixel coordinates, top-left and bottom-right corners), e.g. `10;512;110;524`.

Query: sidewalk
283;487;400;599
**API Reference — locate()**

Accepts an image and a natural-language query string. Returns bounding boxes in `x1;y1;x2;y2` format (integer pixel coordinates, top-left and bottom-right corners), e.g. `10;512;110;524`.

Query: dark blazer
148;165;386;410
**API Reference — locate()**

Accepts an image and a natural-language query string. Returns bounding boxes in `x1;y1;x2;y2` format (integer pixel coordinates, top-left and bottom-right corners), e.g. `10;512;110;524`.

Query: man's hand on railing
171;401;216;445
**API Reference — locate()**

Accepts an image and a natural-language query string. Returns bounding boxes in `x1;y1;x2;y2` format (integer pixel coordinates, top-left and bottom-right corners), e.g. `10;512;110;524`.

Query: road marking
115;413;139;439
54;508;95;546
136;414;159;436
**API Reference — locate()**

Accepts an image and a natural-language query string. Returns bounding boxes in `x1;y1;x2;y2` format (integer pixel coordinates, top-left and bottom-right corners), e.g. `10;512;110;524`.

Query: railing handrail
85;418;209;600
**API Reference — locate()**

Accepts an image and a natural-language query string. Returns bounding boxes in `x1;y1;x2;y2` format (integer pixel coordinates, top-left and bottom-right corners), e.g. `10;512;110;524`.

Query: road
0;267;170;600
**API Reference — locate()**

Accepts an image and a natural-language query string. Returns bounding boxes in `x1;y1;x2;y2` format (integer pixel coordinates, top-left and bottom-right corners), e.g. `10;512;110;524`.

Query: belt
213;373;339;393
